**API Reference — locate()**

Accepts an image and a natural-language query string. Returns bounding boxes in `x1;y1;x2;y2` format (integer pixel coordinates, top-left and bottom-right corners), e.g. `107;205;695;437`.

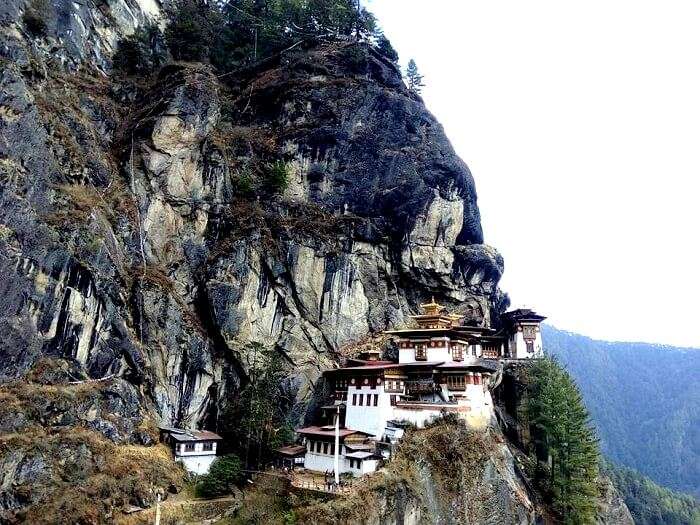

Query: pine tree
405;58;425;94
528;357;600;524
218;343;295;469
375;32;398;62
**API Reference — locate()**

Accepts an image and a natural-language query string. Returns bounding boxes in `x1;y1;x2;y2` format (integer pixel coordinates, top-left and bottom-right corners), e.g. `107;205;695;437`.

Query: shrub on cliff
528;356;600;524
195;454;243;498
263;160;291;194
165;0;221;62
113;23;167;75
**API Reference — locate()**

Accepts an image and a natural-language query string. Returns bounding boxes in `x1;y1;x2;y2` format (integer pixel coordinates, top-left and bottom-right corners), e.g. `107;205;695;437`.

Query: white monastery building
159;427;223;475
291;301;546;477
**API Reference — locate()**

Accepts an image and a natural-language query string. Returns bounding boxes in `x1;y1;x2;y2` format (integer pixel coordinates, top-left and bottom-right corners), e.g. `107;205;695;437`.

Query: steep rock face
0;0;504;432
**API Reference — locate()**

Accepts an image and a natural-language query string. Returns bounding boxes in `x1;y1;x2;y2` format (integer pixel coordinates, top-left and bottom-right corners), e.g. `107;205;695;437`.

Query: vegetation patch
0;428;183;524
603;461;700;525
527;357;600;524
294;416;495;524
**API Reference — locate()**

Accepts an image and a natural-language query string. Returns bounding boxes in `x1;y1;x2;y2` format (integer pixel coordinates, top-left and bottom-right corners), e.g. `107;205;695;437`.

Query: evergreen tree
375;32;398;62
405;58;425;94
528;357;600;524
165;0;221;62
218;343;295;469
195;454;243;498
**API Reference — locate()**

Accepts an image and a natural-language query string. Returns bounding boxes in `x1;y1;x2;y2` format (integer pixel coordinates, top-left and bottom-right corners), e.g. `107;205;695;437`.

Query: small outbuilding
159;427;223;475
274;444;307;470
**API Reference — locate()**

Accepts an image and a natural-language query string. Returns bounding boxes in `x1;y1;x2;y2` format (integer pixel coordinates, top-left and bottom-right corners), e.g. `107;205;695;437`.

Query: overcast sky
368;0;700;348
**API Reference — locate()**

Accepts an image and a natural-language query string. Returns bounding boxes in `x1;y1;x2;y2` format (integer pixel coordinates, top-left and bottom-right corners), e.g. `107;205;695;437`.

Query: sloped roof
344;451;378;460
296;426;371;439
276;445;307;457
160;427;222;442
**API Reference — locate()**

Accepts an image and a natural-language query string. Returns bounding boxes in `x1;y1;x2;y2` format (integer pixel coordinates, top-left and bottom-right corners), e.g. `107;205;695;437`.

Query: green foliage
341;45;369;73
161;0;385;72
263;160;290;194
113;23;167;75
218;343;295;468
528;357;600;524
195;454;243;498
405;58;425;94
165;0;222;62
233;169;256;197
375;33;398;62
543;325;700;495
603;461;700;525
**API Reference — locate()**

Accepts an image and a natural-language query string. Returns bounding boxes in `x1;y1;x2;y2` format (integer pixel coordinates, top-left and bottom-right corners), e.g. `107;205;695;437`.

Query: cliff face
0;0;503;427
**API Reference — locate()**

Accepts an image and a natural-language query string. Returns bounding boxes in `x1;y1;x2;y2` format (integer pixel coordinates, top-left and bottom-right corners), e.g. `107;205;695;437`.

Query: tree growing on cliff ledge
528;357;600;524
406;59;425;94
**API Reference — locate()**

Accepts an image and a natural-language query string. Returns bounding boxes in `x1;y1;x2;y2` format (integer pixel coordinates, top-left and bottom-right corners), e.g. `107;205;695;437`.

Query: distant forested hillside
542;325;700;496
602;461;700;525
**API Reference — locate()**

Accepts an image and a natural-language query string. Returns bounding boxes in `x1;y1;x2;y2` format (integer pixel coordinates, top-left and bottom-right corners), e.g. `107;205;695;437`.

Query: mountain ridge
543;324;700;496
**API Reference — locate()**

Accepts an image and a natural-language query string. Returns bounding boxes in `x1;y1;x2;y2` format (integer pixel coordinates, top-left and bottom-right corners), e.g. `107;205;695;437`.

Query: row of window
181;442;214;452
384;379;404;392
351;393;379;406
348;458;363;469
309;440;337;455
413;345;479;361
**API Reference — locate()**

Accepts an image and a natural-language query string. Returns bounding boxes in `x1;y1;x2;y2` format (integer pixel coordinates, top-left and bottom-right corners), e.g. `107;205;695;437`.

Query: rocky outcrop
0;0;505;434
296;422;536;525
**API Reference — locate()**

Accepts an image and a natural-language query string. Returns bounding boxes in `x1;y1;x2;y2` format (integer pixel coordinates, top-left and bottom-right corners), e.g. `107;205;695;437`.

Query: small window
373;394;378;406
390;395;397;406
316;441;322;453
203;442;213;451
526;341;534;353
185;443;195;451
359;394;364;406
330;443;335;455
352;393;357;405
323;443;329;455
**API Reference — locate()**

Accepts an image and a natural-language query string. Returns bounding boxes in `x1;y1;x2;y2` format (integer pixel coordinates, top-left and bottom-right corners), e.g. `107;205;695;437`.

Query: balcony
405;380;438;395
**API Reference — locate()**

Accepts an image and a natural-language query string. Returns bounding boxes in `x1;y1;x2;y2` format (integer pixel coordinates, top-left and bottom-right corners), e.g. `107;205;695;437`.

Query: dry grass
0;425;185;525
294;420;494;524
47;179;138;226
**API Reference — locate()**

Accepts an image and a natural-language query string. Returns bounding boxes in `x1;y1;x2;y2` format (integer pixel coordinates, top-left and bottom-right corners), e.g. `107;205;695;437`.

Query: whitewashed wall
345;385;395;438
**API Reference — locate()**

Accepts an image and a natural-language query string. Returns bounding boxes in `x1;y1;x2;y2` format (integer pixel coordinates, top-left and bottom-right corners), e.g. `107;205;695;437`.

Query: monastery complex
289;300;546;478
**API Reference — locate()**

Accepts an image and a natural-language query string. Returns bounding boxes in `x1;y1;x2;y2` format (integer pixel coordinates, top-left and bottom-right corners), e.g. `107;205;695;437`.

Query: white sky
367;0;700;348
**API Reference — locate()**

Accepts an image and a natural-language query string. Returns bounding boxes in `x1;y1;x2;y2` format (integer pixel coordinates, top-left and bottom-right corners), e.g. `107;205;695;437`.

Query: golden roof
420;296;444;316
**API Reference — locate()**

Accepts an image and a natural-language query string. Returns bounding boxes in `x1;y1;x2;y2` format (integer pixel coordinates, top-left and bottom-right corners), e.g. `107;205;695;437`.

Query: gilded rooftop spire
420;296;444;316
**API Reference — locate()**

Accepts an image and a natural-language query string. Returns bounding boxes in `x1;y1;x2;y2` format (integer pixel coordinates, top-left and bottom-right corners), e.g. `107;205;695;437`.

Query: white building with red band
293;300;546;477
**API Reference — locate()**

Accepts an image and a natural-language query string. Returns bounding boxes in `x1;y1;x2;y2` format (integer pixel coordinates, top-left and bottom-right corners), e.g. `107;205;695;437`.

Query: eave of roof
276;445;307;456
344;451;377;459
295;426;372;438
325;363;399;373
165;429;223;442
